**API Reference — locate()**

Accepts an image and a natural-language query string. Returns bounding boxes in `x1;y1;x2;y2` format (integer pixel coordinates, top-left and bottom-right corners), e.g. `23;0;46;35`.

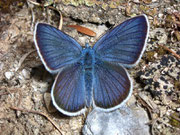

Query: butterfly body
81;45;95;107
34;15;149;116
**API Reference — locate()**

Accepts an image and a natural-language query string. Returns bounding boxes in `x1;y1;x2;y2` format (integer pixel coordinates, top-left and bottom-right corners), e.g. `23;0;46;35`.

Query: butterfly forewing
93;15;149;67
93;60;132;110
34;23;82;73
51;63;86;116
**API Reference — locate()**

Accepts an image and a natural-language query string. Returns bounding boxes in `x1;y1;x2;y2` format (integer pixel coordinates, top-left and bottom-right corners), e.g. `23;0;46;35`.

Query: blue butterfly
34;15;149;116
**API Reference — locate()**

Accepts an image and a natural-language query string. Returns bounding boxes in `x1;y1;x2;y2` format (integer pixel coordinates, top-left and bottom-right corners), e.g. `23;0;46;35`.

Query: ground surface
0;0;180;135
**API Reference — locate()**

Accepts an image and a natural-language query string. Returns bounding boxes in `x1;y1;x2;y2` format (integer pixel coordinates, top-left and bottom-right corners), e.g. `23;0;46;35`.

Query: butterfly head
85;42;91;49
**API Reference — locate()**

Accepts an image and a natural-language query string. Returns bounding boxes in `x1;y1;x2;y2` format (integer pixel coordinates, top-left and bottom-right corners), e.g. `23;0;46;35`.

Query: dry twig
150;118;159;135
27;0;63;30
0;87;20;96
170;113;180;122
27;0;41;6
10;106;63;135
47;6;63;30
158;44;180;59
16;49;36;71
136;95;153;120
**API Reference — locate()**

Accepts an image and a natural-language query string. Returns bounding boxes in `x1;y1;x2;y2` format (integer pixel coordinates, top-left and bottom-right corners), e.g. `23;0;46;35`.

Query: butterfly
34;14;149;116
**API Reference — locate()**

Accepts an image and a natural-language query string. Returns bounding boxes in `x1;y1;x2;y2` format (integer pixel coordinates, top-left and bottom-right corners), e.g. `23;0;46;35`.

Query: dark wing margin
93;14;149;68
93;60;133;111
34;23;82;73
51;63;86;116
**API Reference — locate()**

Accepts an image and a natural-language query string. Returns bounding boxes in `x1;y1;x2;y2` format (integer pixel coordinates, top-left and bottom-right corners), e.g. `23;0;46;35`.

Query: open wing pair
34;15;149;116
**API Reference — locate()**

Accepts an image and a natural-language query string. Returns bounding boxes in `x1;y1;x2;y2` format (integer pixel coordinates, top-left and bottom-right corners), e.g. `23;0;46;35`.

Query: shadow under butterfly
34;15;149;116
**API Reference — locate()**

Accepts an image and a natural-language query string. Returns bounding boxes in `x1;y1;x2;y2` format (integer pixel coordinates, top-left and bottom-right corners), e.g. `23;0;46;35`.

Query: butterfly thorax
82;45;95;70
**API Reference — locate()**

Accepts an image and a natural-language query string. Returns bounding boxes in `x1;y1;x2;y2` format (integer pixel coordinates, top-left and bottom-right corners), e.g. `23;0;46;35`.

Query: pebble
44;93;57;113
21;69;30;79
0;62;4;70
177;108;180;112
133;0;140;3
83;105;150;135
158;13;163;18
5;71;14;79
32;79;49;92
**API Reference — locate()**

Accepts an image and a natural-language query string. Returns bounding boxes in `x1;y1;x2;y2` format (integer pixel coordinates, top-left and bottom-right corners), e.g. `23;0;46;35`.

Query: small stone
33;128;40;135
21;69;30;79
177;108;180;112
158;13;163;18
79;36;88;45
0;62;4;70
83;105;150;135
96;25;107;38
5;71;14;79
44;93;57;113
16;110;22;118
69;119;81;130
32;79;49;92
133;0;140;3
149;28;167;44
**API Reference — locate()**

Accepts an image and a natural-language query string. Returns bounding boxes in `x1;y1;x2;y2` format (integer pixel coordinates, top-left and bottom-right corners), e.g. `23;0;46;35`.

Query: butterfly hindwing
34;23;83;73
51;63;86;116
93;60;132;110
93;15;149;67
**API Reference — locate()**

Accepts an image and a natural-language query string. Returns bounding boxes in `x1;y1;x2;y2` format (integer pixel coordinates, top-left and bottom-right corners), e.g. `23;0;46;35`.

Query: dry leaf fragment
67;25;96;37
174;31;180;41
142;0;152;4
125;4;131;16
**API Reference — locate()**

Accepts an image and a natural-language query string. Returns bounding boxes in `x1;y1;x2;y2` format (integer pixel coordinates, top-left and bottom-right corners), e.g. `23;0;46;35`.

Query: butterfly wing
34;23;82;73
51;63;86;116
93;60;132;110
93;15;149;67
